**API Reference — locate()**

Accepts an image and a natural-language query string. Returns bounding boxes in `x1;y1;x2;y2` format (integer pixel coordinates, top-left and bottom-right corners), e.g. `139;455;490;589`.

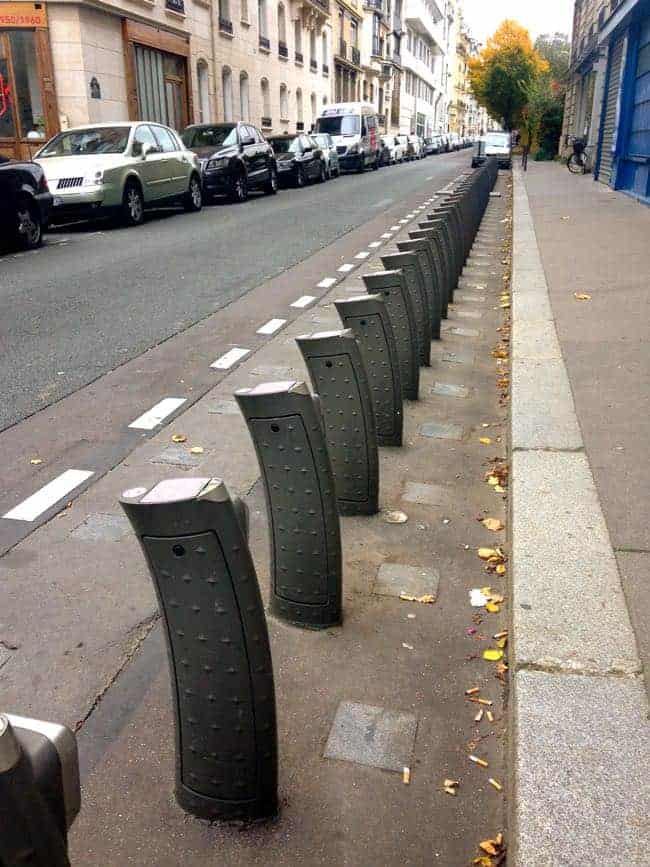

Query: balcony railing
261;116;272;128
364;0;384;12
296;121;305;131
295;50;304;63
219;16;233;34
279;40;288;57
310;58;318;71
338;38;347;58
307;0;330;13
259;35;271;50
166;0;185;12
352;46;361;65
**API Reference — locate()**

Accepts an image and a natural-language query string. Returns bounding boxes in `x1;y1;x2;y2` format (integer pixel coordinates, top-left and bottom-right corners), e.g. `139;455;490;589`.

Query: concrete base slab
373;563;440;599
432;382;469;399
419;422;464;440
149;444;203;468
70;513;131;543
206;399;240;415
324;701;418;773
441;349;476;365
512;670;650;867
447;326;480;338
455;309;483;320
402;481;450;505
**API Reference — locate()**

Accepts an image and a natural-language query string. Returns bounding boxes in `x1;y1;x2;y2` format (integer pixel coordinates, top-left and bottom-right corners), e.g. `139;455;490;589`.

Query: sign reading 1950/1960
0;2;47;28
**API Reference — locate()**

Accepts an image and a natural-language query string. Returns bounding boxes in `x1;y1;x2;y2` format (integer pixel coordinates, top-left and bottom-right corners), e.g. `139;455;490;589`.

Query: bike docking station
0;159;501;853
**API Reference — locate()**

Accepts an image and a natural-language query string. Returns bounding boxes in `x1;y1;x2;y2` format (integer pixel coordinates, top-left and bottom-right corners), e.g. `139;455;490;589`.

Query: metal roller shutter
599;35;625;185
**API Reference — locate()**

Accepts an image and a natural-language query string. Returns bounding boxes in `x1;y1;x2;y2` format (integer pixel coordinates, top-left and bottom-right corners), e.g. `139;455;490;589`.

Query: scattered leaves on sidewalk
479;437;492;445
189;446;204;455
483;648;504;662
470;589;489;607
402;767;411;785
29;457;43;465
481;518;504;532
171;433;187;443
574;292;592;301
384;510;408;524
469;754;489;768
399;592;436;604
560;215;571;221
443;778;460;796
488;778;503;792
401;642;414;651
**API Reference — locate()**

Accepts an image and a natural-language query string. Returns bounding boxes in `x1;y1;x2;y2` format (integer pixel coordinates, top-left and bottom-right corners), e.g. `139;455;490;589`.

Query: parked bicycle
567;136;594;174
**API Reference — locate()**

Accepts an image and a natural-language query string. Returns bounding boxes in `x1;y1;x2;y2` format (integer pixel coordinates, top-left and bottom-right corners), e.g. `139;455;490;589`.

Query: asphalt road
0;150;468;432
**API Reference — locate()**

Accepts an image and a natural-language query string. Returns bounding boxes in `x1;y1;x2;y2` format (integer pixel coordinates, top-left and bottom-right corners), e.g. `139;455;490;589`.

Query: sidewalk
509;162;650;865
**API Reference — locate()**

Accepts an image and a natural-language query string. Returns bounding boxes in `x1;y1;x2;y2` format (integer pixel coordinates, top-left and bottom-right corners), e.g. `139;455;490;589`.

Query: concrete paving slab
512;670;650;867
70;512;131;543
511;358;583;450
373;563;440;599
432;382;470;399
149;444;203;468
401;480;450;505
513;552;640;675
447;326;480;338
441;349;476;365
457;294;486;303
512;319;562;359
512;288;554;322
454;309;483;320
206;399;240;415
324;701;418;773
512;450;613;561
419;422;465;440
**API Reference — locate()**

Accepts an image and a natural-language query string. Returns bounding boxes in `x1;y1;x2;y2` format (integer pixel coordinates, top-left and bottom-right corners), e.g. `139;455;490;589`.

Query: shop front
0;2;58;160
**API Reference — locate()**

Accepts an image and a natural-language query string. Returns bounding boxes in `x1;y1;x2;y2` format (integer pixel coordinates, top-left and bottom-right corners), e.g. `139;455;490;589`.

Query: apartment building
398;0;446;135
448;10;483;136
332;0;363;102
564;0;650;202
0;0;332;160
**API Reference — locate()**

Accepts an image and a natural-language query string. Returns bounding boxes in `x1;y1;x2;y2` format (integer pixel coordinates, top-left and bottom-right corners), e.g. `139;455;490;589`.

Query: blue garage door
618;18;650;201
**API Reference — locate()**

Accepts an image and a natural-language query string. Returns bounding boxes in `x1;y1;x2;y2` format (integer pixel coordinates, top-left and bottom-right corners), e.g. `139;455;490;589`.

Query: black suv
0;155;52;251
181;122;278;203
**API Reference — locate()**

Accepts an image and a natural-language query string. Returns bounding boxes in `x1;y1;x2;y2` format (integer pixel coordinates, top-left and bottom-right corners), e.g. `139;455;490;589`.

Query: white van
314;103;380;172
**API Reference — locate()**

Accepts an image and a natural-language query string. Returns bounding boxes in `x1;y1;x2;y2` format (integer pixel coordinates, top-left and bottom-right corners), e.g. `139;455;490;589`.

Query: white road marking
368;241;382;248
381;232;393;238
317;278;337;289
291;295;316;308
338;263;355;272
390;225;400;230
211;347;250;369
4;469;94;522
426;176;434;180
128;397;187;430
372;197;394;209
257;318;287;335
355;251;371;259
399;219;409;224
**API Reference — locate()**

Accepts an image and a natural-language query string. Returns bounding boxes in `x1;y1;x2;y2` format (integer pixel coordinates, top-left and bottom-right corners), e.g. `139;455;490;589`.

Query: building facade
564;0;650;203
398;0;445;135
333;0;363;103
0;0;333;160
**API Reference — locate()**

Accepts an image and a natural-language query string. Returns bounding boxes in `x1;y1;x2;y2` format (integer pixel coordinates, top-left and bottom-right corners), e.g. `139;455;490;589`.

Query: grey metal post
362;270;419;401
235;381;342;629
381;251;431;367
0;714;80;867
334;294;403;448
395;238;442;339
418;218;459;302
120;477;278;822
409;227;450;318
296;329;379;516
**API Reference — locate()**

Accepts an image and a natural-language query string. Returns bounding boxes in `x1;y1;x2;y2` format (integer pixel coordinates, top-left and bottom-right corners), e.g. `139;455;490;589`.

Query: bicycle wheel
567;153;585;174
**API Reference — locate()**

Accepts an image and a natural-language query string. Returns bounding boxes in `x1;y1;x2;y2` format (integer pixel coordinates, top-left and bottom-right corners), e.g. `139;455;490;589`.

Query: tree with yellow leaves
469;20;549;131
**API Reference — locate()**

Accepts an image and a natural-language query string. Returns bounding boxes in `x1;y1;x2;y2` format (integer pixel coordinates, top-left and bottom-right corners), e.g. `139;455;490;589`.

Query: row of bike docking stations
0;159;499;867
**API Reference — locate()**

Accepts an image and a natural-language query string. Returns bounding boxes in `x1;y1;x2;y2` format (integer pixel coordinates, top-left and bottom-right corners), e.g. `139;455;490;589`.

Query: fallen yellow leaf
497;637;508;649
480;840;498;856
483;648;504;661
29;458;43;465
495;564;507;575
189;446;204;455
482;518;504;532
171;434;187;443
478;548;498;560
487;476;499;486
486;602;501;613
494;485;505;493
479;437;492;445
574;292;592;301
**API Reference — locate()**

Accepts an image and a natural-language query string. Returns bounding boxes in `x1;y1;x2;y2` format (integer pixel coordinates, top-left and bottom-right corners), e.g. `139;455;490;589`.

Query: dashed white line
128;397;187;431
368;241;382;248
426;176;434;180
399;219;409;224
381;232;393;239
211;347;250;369
291;295;317;308
338;263;355;273
257;317;287;335
317;277;337;288
355;251;371;259
4;469;94;522
390;225;400;231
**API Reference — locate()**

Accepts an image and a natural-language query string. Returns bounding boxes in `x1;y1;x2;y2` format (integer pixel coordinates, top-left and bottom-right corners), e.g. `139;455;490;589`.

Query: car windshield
485;133;510;147
316;115;360;136
181;125;238;149
38;127;130;157
269;137;299;154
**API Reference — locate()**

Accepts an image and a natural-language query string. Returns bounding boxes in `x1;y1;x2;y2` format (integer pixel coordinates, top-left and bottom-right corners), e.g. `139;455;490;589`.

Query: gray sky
460;0;574;45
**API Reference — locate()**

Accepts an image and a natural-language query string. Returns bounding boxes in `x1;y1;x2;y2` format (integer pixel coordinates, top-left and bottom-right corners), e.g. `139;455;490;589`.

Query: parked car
0;155;52;250
181;122;277;202
378;134;396;166
395;134;409;162
268;134;327;186
314;102;380;172
311;133;341;178
439;133;451;153
473;131;512;169
423;136;439;156
35;122;202;226
406;134;423;160
448;132;462;151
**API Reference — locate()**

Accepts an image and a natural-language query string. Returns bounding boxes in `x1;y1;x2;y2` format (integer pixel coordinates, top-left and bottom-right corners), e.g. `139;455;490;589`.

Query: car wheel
264;165;278;195
122;180;144;227
296;166;306;187
15;201;42;250
229;170;248;203
184;173;203;212
318;161;327;183
356;154;365;173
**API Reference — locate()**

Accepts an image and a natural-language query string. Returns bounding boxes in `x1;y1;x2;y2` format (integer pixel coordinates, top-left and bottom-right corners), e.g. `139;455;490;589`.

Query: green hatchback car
35;121;203;226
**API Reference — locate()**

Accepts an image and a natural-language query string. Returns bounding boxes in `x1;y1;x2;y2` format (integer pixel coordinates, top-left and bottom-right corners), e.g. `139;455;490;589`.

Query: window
197;61;210;122
363;80;368;101
311;92;317;124
152;125;179;152
258;0;268;38
181;125;237;148
222;66;233;121
351;20;358;48
219;0;230;22
310;29;317;63
40;126;131;157
278;3;287;43
261;77;271;118
294;20;302;53
132;125;158;157
322;32;328;66
240;71;250;121
241;0;249;21
296;87;303;124
134;45;189;129
280;83;289;119
4;31;45;140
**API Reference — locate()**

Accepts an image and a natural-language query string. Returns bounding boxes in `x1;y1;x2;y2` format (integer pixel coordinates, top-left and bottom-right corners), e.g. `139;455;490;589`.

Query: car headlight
206;157;228;172
84;170;104;186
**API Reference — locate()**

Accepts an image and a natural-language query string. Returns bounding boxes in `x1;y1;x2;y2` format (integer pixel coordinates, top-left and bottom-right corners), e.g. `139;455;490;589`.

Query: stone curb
509;169;649;865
